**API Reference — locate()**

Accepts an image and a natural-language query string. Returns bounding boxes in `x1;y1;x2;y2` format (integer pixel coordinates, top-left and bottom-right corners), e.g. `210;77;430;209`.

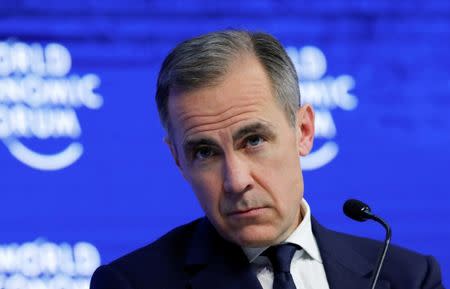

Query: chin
225;226;281;247
235;238;273;247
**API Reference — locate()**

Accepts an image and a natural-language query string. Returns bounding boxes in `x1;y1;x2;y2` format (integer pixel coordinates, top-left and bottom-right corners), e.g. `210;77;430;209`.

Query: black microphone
343;199;392;289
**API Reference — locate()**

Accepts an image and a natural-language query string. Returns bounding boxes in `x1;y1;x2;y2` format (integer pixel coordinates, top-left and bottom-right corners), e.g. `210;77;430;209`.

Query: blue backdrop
1;1;449;287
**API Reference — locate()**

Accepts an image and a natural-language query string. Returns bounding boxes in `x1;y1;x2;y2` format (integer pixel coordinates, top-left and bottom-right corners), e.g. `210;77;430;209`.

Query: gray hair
155;30;300;133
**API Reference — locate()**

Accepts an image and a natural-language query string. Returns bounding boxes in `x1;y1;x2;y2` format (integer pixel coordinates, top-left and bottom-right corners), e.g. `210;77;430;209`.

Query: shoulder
329;228;434;265
349;232;442;288
350;233;442;288
314;222;443;288
110;217;200;268
90;218;202;289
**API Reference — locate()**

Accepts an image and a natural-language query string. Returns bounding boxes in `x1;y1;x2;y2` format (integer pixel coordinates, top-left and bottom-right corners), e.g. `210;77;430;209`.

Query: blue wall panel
1;0;449;287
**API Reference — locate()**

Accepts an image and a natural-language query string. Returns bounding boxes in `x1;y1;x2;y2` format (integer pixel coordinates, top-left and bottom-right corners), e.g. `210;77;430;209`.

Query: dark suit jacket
90;217;444;289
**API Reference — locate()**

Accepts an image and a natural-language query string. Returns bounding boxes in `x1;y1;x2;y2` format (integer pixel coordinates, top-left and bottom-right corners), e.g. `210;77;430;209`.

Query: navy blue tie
264;244;298;289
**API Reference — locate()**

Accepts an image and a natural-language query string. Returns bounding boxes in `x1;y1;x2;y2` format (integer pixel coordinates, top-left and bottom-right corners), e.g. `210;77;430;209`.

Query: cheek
188;170;223;214
254;144;302;205
259;146;300;183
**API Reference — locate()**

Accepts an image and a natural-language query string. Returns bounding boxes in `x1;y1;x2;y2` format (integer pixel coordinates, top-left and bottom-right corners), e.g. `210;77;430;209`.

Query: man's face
167;54;315;247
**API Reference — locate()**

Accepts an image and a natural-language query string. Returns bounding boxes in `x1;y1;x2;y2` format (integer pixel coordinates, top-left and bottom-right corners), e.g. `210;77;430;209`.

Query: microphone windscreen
343;199;371;222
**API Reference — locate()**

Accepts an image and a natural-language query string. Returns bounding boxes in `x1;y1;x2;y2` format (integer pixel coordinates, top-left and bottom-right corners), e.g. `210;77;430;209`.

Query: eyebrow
182;122;276;155
183;138;218;157
232;122;276;142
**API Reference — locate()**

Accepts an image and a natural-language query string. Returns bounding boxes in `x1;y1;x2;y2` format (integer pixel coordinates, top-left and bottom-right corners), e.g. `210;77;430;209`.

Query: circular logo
286;46;358;170
0;41;103;170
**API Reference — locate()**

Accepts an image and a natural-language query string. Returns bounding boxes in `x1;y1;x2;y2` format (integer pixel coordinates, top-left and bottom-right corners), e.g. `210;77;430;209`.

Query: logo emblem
287;46;358;170
0;239;101;286
0;41;103;170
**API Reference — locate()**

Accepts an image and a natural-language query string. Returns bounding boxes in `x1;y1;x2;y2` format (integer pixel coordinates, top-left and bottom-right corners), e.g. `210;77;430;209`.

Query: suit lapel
321;256;390;289
311;217;391;289
183;217;391;289
185;218;262;289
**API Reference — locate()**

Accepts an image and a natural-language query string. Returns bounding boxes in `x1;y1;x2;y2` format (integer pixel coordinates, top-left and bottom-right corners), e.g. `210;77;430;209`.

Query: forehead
167;54;283;142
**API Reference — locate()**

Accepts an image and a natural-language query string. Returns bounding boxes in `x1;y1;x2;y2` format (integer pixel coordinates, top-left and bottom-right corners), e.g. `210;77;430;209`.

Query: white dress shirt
242;199;330;289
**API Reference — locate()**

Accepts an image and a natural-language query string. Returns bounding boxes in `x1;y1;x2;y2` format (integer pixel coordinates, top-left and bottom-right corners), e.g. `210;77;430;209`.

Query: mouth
227;207;268;218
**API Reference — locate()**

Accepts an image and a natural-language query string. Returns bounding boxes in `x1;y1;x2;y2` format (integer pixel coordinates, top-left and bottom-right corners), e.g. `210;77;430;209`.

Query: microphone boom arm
366;213;392;289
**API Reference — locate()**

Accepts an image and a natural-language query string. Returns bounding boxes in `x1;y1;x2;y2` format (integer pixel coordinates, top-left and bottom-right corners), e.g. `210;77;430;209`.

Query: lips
227;207;267;217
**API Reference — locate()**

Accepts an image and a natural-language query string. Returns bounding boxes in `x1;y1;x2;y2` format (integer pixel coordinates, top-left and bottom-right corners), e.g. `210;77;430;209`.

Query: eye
245;135;265;148
194;146;215;161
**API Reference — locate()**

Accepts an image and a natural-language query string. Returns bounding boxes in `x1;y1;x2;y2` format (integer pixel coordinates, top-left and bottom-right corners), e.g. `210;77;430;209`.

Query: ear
295;104;315;156
164;136;181;169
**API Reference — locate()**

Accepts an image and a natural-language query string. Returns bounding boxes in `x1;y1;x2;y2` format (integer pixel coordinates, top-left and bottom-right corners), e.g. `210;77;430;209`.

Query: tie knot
264;243;298;273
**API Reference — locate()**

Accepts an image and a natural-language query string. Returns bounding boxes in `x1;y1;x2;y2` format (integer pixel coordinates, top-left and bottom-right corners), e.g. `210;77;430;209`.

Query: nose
222;153;253;195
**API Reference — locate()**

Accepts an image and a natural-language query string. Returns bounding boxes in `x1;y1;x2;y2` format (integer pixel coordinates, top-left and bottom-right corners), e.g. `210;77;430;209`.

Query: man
90;30;443;289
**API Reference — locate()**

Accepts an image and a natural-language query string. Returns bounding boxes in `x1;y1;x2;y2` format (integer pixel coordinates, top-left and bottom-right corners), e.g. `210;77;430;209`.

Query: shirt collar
242;199;323;263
